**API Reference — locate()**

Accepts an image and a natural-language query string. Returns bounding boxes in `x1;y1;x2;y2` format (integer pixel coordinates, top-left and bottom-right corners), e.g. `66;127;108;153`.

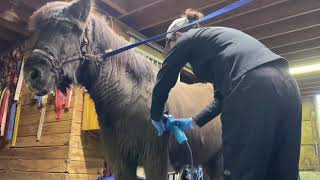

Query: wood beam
300;90;320;97
138;0;280;33
119;0;165;19
260;24;320;49
127;0;163;13
272;37;320;55
142;0;320;44
295;74;320;81
122;0;228;31
300;86;320;92
299;81;320;89
244;8;320;40
282;47;320;61
101;0;128;15
210;0;320;30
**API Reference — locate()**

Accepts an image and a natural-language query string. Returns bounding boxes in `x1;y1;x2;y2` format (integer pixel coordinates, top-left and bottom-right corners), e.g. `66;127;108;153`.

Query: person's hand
164;114;194;131
151;119;166;136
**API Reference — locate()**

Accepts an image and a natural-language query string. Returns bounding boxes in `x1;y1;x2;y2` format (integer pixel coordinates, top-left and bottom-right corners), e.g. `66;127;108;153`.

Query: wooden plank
0;158;67;172
18;120;72;137
126;0;230;30
101;0;128;14
244;8;320;40
282;47;320;61
21;93;75;107
19;108;73;126
212;0;320;31
139;0;280;35
72;110;83;124
299;82;320;90
272;37;320;55
301;121;317;145
21;93;50;106
20;103;56;115
73;87;84;112
67;160;104;174
295;74;320;81
300;145;320;170
301;98;316;121
15;133;70;147
68;147;104;161
21;82;31;96
21;85;76;106
0;146;69;159
119;0;164;19
0;170;66;180
66;173;100;180
69;134;103;150
20;103;74;122
301;94;317;99
260;24;320;49
71;121;82;136
300;86;320;92
299;172;320;180
301;90;320;97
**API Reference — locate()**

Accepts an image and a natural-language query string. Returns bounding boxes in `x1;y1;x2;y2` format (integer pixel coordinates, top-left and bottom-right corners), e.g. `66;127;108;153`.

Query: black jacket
150;27;286;126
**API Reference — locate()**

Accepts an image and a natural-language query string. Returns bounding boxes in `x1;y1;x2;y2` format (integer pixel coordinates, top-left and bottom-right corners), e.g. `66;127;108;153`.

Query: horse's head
24;0;92;96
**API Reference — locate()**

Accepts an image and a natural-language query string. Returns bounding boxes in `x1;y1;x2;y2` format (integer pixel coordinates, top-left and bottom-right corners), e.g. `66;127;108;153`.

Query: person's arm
150;37;191;122
193;88;223;127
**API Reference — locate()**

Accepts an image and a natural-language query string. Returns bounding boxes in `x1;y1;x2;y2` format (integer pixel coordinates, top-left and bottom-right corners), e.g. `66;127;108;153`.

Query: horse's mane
29;1;157;85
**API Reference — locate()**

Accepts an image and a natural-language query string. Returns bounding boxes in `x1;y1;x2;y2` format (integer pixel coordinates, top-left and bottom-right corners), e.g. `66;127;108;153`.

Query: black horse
24;0;224;179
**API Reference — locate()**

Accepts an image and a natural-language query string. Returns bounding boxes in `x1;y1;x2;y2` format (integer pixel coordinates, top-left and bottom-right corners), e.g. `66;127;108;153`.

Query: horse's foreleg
143;151;168;180
112;161;138;180
144;161;168;180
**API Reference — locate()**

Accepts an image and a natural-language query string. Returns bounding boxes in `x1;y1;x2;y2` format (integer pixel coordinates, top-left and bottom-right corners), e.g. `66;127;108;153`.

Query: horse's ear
65;0;92;22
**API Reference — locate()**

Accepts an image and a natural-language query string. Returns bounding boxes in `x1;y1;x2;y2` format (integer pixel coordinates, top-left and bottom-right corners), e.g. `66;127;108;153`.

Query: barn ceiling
1;0;320;97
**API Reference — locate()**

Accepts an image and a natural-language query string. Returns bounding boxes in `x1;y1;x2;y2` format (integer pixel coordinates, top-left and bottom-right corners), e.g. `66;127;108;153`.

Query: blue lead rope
101;0;252;60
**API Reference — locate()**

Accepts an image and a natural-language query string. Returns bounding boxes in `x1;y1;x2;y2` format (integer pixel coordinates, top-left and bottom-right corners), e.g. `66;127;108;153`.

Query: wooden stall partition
0;83;70;179
66;87;105;180
300;97;320;171
0;85;105;180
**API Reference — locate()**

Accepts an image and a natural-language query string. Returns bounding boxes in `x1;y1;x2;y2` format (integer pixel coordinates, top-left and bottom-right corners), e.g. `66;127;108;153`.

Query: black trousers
221;61;302;180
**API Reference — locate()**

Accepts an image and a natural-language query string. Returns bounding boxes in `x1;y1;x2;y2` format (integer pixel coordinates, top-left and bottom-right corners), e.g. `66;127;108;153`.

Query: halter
31;29;102;73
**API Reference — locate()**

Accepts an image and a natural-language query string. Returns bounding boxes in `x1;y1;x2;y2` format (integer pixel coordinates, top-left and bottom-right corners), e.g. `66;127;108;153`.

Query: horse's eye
61;26;72;34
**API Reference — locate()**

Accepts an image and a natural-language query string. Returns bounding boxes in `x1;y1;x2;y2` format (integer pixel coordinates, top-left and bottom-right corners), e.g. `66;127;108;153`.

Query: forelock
29;1;80;32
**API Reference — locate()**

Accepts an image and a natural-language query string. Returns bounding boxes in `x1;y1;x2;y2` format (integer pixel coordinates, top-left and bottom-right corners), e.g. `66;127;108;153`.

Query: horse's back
167;82;223;170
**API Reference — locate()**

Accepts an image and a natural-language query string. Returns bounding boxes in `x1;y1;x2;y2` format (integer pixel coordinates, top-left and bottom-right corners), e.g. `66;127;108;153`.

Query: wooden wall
66;87;104;180
300;97;320;171
0;85;105;180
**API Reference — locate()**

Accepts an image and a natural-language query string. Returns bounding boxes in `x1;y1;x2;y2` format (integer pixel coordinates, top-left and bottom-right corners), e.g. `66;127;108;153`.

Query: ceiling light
290;63;320;75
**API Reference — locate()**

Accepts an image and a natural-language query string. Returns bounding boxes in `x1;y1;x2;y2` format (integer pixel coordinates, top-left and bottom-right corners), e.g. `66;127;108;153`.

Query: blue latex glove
164;115;194;131
151;119;166;136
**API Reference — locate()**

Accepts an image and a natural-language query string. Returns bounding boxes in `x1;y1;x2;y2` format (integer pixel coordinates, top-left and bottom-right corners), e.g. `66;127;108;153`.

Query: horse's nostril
29;68;42;80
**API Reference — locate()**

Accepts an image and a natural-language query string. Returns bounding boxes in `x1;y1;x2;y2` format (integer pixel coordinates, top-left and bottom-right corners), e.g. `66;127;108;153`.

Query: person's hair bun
183;8;204;23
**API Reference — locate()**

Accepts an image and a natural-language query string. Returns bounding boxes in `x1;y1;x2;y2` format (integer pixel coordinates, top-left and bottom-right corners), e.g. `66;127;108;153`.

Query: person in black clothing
149;9;302;180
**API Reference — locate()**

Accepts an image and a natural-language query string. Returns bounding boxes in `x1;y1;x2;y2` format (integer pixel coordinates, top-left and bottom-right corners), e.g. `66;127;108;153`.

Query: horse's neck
79;16;157;123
